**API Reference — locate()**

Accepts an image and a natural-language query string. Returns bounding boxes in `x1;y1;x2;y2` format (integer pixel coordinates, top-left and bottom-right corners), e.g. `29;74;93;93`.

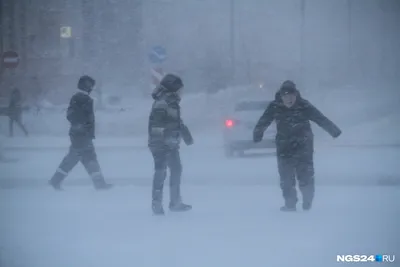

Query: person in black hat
148;73;194;215
49;75;112;191
253;80;341;211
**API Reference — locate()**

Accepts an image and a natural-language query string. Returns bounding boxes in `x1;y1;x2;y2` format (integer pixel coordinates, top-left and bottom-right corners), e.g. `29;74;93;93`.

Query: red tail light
225;119;234;128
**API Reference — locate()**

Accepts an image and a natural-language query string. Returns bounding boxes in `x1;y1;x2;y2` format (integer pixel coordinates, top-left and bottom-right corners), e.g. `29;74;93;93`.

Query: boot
49;171;66;191
152;201;165;215
280;199;297;212
169;185;192;212
152;184;165;215
299;178;315;211
169;202;192;212
280;205;297;212
92;174;113;190
48;179;63;191
94;183;113;190
302;201;312;211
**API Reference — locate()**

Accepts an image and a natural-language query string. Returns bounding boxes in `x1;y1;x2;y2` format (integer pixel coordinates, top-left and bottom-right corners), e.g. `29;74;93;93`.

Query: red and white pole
150;66;165;90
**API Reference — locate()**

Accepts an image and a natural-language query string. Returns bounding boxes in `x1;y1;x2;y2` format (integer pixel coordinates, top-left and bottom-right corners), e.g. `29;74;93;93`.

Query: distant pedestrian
8;88;28;137
49;75;112;191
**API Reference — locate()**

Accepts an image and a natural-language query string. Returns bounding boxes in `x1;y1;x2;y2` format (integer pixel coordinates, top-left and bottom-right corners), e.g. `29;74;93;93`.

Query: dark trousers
9;114;28;137
150;147;182;205
277;153;315;207
51;138;105;186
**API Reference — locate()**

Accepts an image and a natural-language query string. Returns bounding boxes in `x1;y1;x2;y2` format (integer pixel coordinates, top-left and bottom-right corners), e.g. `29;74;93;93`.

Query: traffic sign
60;26;72;38
149;45;166;64
2;51;19;69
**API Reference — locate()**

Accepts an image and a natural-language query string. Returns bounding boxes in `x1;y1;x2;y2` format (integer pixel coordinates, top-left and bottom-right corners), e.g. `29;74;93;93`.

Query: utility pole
6;0;15;50
82;0;96;71
18;0;27;72
0;0;3;74
229;0;235;84
2;0;16;77
300;0;305;88
0;0;4;77
347;0;352;84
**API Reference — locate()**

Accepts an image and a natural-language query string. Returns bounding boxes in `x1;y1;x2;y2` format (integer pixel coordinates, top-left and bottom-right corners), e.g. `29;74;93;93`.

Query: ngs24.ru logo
337;255;395;263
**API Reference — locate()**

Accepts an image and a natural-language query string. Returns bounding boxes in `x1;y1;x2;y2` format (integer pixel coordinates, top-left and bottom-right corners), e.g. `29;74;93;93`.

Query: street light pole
81;0;96;70
347;0;352;84
230;0;235;83
300;0;305;88
0;0;3;76
19;0;27;72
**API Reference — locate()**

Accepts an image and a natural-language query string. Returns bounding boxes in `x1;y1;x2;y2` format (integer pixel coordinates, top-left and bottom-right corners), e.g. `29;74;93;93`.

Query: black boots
49;179;63;191
49;171;66;191
168;185;192;212
94;182;113;190
280;202;312;212
152;184;191;215
152;201;192;216
152;201;165;215
169;202;192;212
280;205;297;212
49;172;113;191
49;179;113;191
302;201;312;211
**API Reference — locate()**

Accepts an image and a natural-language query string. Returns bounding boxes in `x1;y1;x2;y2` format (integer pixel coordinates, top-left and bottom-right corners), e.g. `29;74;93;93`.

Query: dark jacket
8;89;22;119
148;76;193;150
254;90;341;157
67;91;95;139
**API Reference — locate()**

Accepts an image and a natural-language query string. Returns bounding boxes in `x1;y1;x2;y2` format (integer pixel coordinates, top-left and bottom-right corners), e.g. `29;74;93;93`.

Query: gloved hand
253;131;263;143
181;124;194;146
183;135;194;146
332;129;342;139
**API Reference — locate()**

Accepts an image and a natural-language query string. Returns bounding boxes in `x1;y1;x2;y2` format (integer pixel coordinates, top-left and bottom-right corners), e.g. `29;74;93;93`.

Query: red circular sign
2;51;20;69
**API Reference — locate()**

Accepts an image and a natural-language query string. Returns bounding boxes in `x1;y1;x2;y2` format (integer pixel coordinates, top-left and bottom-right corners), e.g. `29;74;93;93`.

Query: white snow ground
1;86;400;267
1;138;400;267
1;136;400;186
0;186;399;267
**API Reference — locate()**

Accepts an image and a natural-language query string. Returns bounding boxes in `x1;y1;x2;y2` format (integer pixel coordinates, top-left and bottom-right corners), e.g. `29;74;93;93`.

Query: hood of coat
151;74;183;104
274;80;303;106
151;85;181;104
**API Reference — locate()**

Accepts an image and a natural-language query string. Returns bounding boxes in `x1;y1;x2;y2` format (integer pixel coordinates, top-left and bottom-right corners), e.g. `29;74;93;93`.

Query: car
222;100;276;157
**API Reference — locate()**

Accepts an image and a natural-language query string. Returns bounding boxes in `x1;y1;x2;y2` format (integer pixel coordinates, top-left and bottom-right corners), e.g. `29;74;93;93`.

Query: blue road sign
149;45;167;64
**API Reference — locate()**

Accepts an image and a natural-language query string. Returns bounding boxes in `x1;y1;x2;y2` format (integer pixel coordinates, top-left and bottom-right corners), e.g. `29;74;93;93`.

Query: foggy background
0;0;399;137
1;0;399;95
1;1;400;267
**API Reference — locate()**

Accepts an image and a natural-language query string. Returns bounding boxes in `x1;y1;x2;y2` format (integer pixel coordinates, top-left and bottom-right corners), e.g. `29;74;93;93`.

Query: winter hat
279;80;297;95
78;75;95;92
160;74;183;92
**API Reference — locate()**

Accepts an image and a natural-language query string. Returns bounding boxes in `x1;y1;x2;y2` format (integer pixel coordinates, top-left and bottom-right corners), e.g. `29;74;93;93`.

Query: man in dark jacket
253;80;341;211
148;74;194;215
8;88;28;137
49;75;112;191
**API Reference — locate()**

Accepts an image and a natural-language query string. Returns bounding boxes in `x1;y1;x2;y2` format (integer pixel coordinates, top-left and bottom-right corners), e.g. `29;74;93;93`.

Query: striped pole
150;66;165;90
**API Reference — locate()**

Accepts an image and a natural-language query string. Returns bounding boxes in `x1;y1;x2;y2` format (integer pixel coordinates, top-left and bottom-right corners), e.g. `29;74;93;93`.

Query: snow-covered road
1;137;399;187
1;137;400;267
0;186;399;267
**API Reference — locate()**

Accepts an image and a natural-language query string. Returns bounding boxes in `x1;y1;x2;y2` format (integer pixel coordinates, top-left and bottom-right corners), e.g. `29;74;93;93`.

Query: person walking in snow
253;80;342;211
49;75;112;191
8;88;29;137
148;74;194;215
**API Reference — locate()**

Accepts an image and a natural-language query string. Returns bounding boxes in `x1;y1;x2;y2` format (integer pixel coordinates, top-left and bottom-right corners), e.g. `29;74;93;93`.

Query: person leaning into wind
253;80;342;211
